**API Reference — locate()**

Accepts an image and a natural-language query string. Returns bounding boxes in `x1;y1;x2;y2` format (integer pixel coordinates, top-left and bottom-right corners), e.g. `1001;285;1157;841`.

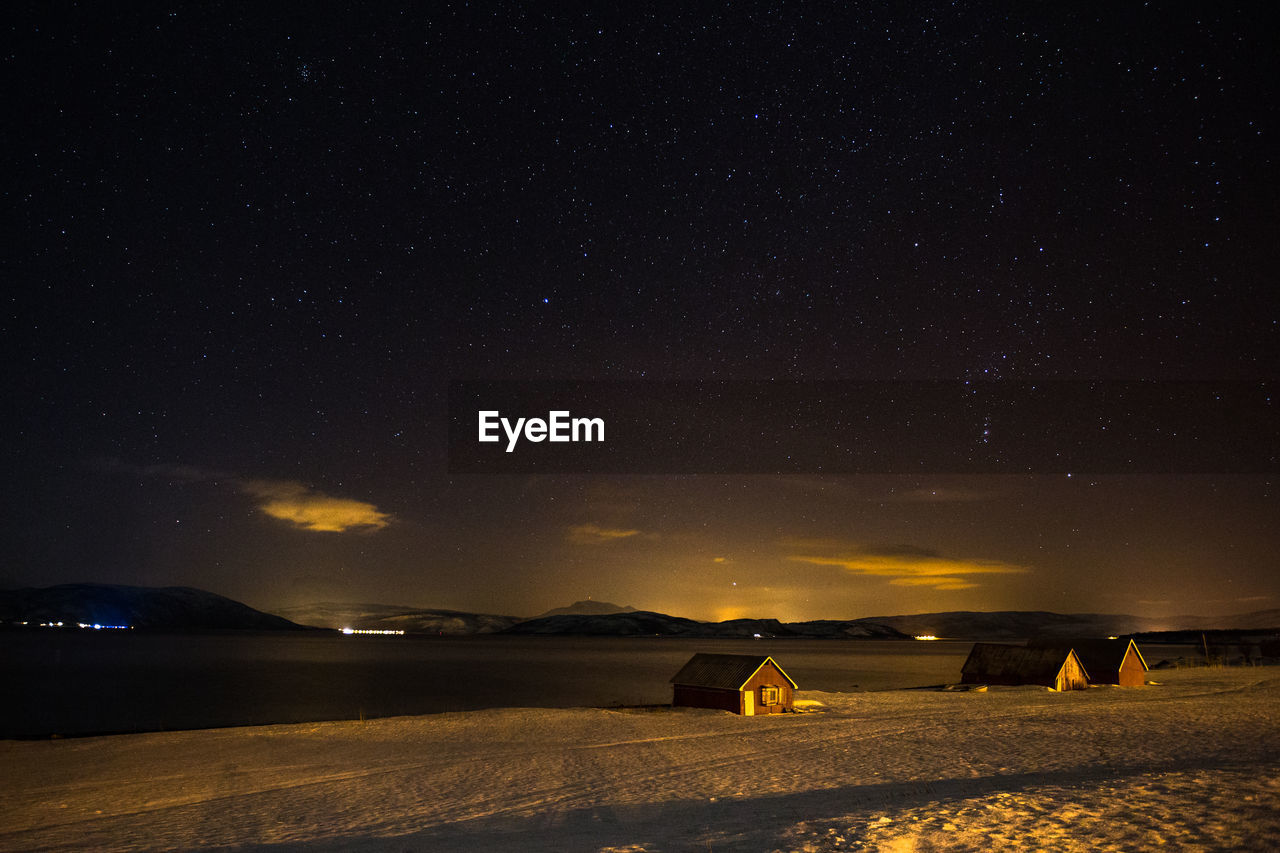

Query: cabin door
742;691;755;716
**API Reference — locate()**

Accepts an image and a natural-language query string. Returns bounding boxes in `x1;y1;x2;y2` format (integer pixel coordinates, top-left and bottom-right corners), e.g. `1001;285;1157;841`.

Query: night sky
6;4;1277;622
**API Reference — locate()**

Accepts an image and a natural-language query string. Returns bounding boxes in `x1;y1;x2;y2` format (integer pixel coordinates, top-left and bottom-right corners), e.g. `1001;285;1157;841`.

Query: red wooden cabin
670;653;797;715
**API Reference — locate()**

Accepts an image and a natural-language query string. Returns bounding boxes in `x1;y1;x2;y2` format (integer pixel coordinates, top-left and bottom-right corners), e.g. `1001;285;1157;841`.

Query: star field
3;3;1276;619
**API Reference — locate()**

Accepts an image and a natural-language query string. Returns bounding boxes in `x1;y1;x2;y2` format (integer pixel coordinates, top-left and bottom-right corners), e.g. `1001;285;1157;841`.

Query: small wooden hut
960;642;1089;691
670;653;797;715
1027;637;1148;687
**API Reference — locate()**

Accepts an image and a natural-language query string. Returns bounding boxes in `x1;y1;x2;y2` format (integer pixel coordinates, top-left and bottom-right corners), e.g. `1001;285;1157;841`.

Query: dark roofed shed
1027;637;1148;687
960;642;1089;691
670;653;797;715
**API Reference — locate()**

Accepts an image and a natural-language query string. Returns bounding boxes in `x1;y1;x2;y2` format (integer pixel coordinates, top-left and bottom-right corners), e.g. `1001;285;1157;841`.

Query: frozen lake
0;631;1194;737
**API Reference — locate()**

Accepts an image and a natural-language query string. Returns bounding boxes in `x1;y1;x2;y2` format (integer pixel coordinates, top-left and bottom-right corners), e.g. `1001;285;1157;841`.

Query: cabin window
759;685;780;705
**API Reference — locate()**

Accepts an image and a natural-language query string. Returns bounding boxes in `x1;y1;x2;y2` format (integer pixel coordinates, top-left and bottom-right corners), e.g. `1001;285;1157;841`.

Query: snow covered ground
2;667;1277;852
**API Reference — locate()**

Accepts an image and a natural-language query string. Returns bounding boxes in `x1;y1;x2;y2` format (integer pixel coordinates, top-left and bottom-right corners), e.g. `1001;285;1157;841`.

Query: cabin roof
961;642;1081;681
670;653;798;690
1027;637;1148;676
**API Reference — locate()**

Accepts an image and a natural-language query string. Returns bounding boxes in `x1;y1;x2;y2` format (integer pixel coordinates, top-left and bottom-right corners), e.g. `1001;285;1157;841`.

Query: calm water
0;632;1193;738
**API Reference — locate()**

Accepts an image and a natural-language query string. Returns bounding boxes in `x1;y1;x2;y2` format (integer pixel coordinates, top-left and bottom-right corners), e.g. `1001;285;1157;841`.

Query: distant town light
340;627;404;635
914;634;939;641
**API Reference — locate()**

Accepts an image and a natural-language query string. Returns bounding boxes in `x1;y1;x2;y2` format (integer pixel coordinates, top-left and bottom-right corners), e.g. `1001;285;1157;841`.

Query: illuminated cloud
567;524;641;545
788;543;1027;591
887;576;980;591
1225;595;1271;604
240;480;392;533
99;460;392;534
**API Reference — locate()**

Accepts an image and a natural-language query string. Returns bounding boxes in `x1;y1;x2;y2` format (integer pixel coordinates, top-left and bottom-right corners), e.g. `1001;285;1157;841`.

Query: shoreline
3;667;1277;851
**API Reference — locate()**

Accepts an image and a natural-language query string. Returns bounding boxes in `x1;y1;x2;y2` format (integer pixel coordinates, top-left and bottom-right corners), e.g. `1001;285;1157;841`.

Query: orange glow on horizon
712;606;752;622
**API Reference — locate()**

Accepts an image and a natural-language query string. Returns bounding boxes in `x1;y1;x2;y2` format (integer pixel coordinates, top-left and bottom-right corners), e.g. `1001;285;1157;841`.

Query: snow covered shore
2;667;1277;851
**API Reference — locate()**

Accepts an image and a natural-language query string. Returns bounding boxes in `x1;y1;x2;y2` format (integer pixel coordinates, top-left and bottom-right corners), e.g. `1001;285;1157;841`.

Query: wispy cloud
787;542;1027;591
566;524;641;545
99;460;392;534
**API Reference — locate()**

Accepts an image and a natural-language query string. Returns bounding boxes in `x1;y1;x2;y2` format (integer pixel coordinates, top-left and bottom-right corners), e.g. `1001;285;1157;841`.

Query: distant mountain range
4;584;1277;639
271;599;640;635
535;600;636;618
276;602;1278;639
272;602;520;635
506;611;910;639
0;584;305;632
502;608;1280;640
1153;609;1280;632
